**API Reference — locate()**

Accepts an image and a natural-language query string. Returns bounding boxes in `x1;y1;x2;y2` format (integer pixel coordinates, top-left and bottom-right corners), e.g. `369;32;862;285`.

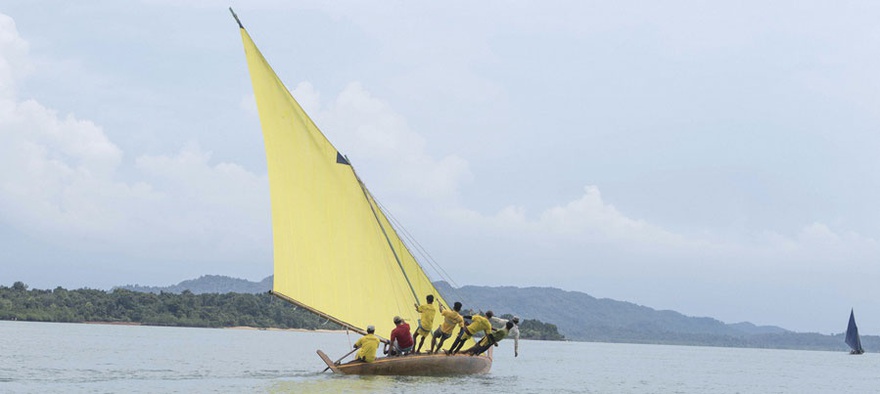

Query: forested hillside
0;281;337;329
0;281;564;340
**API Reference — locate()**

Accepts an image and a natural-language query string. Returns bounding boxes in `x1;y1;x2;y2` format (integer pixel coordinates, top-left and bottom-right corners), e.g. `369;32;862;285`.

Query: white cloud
757;222;880;270
244;80;473;208
299;81;473;206
445;184;880;280
0;16;269;264
0;13;31;99
538;186;681;244
0;93;270;260
0;97;128;236
132;145;270;258
452;185;695;249
0;13;468;269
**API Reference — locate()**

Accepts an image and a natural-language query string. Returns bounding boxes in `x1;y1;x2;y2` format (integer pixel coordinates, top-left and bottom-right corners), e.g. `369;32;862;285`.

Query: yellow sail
236;24;464;345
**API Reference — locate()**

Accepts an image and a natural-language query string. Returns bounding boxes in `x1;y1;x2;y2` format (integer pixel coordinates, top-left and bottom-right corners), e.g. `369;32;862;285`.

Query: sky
2;1;880;335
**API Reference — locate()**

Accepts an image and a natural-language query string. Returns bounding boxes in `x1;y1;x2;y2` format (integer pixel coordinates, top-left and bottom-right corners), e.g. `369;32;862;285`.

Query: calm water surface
2;320;879;393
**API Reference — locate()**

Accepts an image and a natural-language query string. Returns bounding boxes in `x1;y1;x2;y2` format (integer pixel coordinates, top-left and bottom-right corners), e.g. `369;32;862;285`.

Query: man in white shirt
489;315;520;357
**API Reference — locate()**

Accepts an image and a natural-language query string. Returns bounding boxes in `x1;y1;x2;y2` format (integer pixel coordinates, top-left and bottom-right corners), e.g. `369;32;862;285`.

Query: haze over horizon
3;2;880;335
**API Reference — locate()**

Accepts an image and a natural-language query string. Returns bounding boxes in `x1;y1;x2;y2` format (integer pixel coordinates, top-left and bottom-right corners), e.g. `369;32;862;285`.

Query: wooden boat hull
318;350;492;376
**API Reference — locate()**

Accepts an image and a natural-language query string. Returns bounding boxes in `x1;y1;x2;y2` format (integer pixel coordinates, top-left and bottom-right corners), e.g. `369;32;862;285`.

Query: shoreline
66;320;343;333
225;325;341;333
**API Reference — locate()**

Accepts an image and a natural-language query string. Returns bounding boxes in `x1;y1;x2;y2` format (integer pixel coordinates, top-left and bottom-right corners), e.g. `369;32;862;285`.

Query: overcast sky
3;1;880;335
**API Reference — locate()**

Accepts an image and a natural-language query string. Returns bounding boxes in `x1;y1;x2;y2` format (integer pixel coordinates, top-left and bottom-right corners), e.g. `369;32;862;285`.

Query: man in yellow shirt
449;310;494;355
354;325;380;363
464;321;514;356
428;301;464;354
412;294;437;353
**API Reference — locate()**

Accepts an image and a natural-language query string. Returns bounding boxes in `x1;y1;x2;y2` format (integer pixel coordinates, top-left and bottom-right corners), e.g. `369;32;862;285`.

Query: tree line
0;282;564;340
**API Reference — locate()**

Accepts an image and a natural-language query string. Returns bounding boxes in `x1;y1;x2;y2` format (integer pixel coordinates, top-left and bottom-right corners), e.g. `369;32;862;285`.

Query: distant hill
431;282;787;341
118;275;874;351
117;275;272;295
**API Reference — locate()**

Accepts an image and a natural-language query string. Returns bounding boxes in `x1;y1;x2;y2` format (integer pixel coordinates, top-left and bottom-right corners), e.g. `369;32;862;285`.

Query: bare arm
513;326;520;357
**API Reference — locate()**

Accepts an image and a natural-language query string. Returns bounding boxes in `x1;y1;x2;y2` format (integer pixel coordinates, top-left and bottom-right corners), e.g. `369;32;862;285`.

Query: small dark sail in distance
845;309;865;355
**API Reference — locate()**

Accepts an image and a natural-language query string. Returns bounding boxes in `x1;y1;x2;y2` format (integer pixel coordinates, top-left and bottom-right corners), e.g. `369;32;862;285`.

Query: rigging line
377;211;471;311
348;164;421;306
375;199;471;306
375;199;461;289
372;198;460;308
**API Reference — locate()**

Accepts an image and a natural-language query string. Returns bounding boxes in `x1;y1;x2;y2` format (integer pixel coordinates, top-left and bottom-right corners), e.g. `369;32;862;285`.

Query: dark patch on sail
336;152;350;165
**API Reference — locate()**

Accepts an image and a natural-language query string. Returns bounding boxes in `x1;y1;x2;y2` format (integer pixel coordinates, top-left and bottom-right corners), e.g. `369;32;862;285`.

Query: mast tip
229;7;244;29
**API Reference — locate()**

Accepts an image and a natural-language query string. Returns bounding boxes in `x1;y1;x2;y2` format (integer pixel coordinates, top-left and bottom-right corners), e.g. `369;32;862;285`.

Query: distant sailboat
229;9;489;375
845;309;865;355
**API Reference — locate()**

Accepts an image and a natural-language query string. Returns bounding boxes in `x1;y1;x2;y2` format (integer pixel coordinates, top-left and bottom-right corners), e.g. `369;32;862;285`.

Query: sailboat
229;9;491;375
845;309;865;355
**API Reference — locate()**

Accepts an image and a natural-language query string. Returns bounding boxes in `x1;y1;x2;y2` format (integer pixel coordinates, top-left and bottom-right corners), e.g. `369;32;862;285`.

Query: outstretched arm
513;326;520;357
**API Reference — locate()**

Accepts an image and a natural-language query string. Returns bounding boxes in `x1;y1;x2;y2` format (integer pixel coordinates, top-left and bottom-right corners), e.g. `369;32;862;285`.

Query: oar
323;348;358;372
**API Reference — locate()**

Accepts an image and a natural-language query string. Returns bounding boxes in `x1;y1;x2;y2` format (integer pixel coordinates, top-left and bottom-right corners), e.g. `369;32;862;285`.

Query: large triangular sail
234;12;456;342
845;309;864;354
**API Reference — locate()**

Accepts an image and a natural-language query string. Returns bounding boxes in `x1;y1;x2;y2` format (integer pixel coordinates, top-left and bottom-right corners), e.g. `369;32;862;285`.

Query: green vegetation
0;282;338;329
0;282;565;340
499;313;565;340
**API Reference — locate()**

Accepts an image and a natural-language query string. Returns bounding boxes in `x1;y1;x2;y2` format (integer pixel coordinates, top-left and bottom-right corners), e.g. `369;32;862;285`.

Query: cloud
0;14;31;99
452;185;695;250
0;93;270;260
0;15;269;265
240;79;474;208
757;223;880;271
0;13;469;272
298;81;473;207
0;96;125;234
444;183;880;280
132;145;270;258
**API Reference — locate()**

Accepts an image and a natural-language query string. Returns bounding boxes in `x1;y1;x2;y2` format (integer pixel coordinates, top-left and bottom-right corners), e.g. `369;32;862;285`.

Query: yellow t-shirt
355;334;380;362
417;303;437;331
465;315;492;338
439;309;464;334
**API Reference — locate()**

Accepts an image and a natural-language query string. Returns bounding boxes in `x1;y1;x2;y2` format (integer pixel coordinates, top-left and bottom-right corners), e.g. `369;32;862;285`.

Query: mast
349;163;421;306
229;8;243;29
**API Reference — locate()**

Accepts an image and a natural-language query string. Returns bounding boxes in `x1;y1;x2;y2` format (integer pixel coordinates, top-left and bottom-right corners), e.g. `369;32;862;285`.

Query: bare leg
451;337;467;354
448;337;461;354
429;336;438;353
435;336;449;353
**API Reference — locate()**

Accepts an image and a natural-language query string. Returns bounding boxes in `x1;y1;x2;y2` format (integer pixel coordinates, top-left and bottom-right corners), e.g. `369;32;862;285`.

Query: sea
2;320;879;393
